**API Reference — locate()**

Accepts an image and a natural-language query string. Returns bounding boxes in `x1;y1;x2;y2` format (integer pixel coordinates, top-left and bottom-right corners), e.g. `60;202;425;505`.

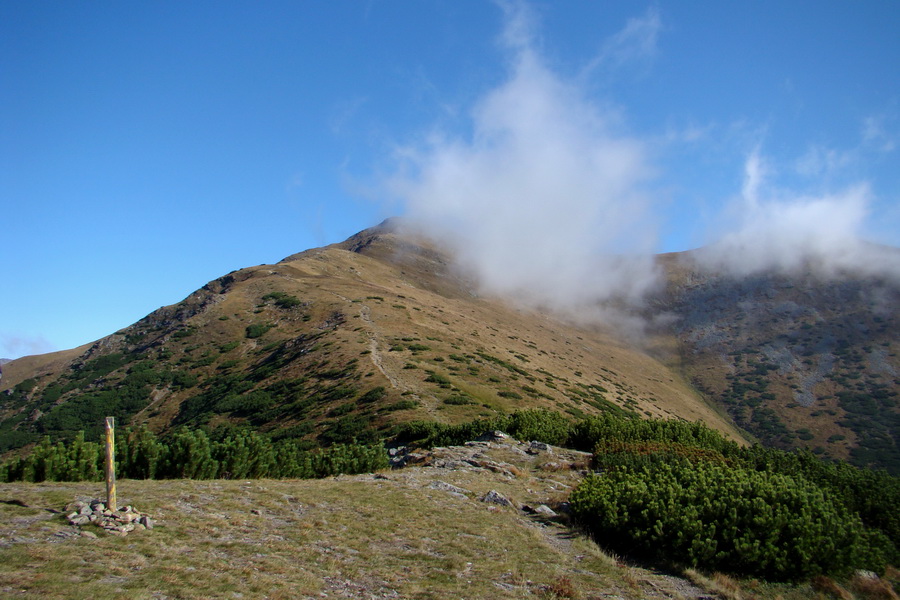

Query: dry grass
542;575;581;599
811;575;854;600
849;572;900;600
0;442;661;600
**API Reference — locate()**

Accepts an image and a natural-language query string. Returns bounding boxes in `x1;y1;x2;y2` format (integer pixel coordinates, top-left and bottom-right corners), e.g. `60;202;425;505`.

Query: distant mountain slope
652;249;900;472
0;220;742;456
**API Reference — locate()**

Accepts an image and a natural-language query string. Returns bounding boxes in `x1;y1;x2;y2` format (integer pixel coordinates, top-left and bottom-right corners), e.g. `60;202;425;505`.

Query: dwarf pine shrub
570;459;885;580
0;426;387;482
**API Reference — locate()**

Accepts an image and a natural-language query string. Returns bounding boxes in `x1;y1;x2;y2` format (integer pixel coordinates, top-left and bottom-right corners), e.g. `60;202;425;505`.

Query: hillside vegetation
0;410;900;597
0;220;743;460
653;250;900;473
1;220;897;467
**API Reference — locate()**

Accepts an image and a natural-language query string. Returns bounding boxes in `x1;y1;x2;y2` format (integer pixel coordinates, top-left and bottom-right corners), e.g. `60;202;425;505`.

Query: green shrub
569;413;738;454
570;460;883;580
262;292;302;309
384;400;418;412
317;414;379;446
505;409;572;446
443;395;474;406
1;426;387;482
219;341;240;353
172;328;195;340
395;409;572;448
328;402;355;417
424;372;451;387
394;417;507;448
358;386;387;403
245;322;274;339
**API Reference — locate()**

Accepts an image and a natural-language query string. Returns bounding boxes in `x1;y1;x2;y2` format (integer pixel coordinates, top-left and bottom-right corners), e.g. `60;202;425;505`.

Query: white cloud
861;114;897;153
0;333;56;361
386;1;661;316
696;151;900;279
740;149;768;207
794;144;853;178
383;1;899;323
794;113;897;179
582;6;662;76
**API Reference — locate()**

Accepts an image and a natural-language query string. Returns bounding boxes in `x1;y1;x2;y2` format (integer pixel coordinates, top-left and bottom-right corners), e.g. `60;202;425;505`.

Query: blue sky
2;1;899;360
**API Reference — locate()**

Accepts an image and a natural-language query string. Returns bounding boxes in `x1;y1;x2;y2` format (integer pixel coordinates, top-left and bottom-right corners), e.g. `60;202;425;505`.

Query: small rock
139;516;154;529
428;481;471;496
855;570;879;580
476;430;508;442
528;441;552;454
80;530;98;539
481;489;514;507
435;459;472;470
534;504;558;518
250;508;262;516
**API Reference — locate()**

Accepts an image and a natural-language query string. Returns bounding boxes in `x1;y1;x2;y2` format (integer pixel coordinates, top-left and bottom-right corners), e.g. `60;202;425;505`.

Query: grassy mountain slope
0;220;742;455
653;250;900;473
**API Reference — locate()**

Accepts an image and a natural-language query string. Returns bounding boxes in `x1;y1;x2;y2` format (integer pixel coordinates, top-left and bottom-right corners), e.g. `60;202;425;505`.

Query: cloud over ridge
385;1;899;321
696;150;900;281
387;1;661;313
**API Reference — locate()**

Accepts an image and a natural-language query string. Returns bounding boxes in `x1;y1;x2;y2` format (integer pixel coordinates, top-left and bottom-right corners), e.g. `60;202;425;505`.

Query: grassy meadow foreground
1;443;664;600
2;433;897;600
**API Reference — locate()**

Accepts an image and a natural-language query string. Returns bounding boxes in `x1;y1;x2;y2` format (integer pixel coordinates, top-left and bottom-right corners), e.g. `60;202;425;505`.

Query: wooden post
105;417;117;511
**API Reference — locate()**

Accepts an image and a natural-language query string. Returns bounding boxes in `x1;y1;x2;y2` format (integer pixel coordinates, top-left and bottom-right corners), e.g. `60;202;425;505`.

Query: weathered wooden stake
105;416;117;511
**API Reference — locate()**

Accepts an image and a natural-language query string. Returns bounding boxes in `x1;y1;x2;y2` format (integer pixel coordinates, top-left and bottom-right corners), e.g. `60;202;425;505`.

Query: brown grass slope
0;220;742;454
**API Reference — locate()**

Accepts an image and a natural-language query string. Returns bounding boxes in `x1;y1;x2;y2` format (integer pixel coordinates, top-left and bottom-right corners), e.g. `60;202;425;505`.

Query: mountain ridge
2;219;897;471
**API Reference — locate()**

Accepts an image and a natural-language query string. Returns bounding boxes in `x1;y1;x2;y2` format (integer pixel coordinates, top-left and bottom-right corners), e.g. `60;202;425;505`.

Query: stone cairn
65;499;154;537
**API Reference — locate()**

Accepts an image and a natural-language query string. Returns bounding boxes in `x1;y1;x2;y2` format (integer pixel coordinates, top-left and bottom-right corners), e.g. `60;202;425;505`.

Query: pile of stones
65;499;154;537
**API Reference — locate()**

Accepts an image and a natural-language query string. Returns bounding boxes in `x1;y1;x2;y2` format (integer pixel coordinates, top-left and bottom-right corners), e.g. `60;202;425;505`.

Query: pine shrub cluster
570;461;880;580
397;408;899;580
0;426;387;482
570;416;899;580
396;408;573;448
